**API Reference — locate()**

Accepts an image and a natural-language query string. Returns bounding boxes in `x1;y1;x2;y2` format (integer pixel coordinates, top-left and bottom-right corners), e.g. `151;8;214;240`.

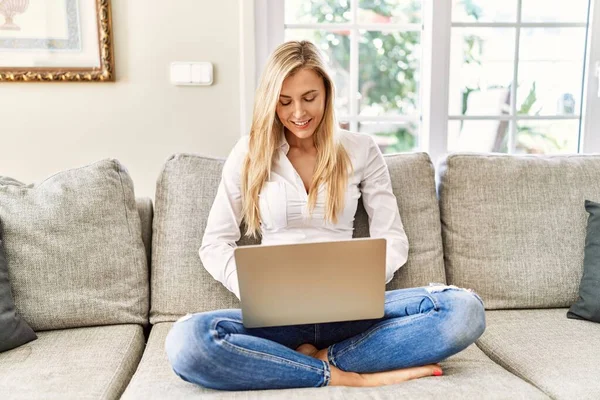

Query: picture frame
0;0;114;82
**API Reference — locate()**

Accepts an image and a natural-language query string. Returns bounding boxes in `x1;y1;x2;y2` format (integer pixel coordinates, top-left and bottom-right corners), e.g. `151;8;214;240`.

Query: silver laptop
234;237;386;328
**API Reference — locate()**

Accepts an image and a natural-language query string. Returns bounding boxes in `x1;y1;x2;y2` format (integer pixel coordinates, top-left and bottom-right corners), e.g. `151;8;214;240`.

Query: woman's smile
291;118;312;130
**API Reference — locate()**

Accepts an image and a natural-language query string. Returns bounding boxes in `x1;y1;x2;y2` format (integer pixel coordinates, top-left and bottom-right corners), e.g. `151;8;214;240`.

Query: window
284;0;423;154
448;0;592;154
253;0;600;157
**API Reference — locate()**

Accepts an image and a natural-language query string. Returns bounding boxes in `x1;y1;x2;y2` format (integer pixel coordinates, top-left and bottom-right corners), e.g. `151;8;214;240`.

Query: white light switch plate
170;62;213;86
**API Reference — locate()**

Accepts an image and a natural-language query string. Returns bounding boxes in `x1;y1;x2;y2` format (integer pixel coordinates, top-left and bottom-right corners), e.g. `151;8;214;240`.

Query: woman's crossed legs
165;284;486;391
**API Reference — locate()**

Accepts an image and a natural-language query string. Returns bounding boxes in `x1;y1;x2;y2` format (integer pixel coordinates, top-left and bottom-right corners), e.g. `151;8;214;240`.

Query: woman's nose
293;103;306;118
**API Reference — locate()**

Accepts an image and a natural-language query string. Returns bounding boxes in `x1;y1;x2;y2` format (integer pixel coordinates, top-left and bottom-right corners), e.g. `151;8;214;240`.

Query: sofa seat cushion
121;323;548;399
0;324;145;400
476;309;600;400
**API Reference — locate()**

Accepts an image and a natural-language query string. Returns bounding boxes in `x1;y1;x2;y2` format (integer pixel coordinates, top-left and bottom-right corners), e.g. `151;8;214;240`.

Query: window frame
582;0;600;153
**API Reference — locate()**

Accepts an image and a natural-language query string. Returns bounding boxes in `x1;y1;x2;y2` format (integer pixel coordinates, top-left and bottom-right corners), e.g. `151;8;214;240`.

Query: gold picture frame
0;0;114;82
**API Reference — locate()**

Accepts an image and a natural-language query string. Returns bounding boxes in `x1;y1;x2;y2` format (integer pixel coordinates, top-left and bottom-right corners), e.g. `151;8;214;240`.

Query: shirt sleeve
199;137;248;301
360;135;409;284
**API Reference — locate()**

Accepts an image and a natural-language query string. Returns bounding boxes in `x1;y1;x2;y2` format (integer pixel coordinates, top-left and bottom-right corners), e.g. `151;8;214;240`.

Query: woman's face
276;68;326;142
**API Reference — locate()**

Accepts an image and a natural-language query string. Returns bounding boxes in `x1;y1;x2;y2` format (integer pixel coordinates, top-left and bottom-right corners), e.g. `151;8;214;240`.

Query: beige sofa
2;151;599;399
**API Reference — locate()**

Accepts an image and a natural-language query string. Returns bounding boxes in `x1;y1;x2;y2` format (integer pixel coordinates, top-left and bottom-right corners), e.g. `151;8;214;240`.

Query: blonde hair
241;40;353;238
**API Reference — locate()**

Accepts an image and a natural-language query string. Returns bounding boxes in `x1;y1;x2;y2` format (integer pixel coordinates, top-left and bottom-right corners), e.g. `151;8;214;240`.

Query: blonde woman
165;40;486;391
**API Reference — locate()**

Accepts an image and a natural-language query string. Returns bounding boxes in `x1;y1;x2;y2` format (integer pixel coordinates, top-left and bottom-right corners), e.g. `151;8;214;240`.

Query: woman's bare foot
296;343;321;358
295;343;443;387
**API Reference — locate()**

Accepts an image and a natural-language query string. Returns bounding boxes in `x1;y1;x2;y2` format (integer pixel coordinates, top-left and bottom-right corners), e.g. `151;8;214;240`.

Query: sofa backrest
438;153;600;309
150;151;445;323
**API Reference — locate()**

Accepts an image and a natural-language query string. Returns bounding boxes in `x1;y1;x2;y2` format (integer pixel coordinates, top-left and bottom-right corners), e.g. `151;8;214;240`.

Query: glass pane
448;120;510;152
358;0;422;24
521;0;589;23
449;28;515;116
452;0;517;23
285;0;351;24
358;31;421;117
517;28;587;116
515;120;580;154
285;30;350;116
358;121;419;154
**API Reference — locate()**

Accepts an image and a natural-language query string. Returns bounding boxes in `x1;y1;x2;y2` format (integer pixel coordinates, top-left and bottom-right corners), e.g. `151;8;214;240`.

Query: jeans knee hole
421;295;438;312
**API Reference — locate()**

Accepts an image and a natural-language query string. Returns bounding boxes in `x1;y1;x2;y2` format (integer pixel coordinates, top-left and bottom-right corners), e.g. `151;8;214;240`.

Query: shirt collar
278;128;290;154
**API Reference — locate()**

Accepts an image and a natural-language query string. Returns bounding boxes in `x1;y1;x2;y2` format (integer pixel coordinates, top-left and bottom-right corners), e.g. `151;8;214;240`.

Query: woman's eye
304;97;316;102
280;101;291;106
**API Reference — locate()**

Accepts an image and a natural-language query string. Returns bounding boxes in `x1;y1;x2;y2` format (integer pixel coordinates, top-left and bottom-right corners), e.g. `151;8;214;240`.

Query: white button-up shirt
199;129;409;300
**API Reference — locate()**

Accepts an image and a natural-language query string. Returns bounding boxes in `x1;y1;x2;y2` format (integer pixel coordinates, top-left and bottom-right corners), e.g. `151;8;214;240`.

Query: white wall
0;0;245;200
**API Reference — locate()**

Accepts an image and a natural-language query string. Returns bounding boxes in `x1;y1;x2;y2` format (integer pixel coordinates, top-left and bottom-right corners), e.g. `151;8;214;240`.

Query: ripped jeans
164;284;486;391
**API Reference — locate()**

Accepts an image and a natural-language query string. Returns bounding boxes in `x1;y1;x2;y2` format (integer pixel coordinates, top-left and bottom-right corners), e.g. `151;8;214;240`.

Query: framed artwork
0;0;114;82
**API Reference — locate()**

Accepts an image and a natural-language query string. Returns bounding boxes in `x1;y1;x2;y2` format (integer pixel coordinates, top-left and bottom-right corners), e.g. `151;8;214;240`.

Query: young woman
165;40;486;391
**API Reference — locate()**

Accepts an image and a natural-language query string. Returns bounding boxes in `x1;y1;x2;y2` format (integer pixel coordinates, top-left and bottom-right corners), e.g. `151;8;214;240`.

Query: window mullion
342;115;421;122
422;0;452;166
449;115;581;121
509;0;523;153
452;22;587;28
581;0;600;153
255;0;284;86
350;0;359;132
286;23;422;31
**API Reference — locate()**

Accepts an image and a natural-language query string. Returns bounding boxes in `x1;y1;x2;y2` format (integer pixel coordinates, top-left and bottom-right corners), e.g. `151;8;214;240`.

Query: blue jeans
164;284;486;391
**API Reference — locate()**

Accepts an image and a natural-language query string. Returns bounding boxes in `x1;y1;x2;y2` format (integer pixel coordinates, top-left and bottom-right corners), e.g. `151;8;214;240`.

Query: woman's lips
291;118;312;130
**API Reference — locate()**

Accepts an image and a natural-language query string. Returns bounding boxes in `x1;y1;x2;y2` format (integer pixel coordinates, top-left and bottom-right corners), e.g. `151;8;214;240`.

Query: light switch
170;62;213;86
191;62;213;85
170;62;191;85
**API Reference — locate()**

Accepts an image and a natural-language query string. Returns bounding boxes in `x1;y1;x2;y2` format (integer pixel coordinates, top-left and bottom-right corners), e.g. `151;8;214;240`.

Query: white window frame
244;0;600;160
421;0;452;166
582;0;600;153
239;0;257;137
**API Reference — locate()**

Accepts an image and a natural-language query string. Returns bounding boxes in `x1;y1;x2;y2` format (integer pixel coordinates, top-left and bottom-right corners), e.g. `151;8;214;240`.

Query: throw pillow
0;227;37;352
567;199;600;322
0;159;148;331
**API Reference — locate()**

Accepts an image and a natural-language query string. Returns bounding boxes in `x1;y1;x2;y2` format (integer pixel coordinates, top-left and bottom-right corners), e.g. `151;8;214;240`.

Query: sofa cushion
0;159;149;330
121;322;547;399
438;153;600;309
0;229;36;352
150;152;445;323
568;199;600;322
476;309;600;400
0;324;145;400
